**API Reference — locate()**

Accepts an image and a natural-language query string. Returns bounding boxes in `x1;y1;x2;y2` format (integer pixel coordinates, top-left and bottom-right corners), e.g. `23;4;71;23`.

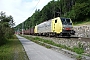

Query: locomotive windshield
61;18;72;25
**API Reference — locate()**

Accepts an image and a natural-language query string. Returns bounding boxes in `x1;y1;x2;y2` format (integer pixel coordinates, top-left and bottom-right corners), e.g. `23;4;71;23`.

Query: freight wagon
23;28;34;35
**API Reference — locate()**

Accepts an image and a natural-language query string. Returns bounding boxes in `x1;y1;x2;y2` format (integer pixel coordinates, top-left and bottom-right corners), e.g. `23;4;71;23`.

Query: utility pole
22;22;23;35
17;28;20;34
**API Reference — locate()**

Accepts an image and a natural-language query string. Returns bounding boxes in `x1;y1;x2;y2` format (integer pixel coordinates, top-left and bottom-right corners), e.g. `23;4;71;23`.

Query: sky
0;0;52;26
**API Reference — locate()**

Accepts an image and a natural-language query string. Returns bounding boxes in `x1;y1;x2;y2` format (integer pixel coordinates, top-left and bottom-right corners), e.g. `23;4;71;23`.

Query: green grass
76;55;82;60
0;35;29;60
21;35;84;54
74;19;90;26
72;47;84;54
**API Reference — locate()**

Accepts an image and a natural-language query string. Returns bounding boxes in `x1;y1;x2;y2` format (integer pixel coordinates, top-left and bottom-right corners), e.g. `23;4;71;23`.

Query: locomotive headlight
63;27;65;29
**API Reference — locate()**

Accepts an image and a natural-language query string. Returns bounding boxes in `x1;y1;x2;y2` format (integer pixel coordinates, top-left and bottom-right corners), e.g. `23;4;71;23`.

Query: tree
0;11;15;46
67;2;90;22
15;0;90;32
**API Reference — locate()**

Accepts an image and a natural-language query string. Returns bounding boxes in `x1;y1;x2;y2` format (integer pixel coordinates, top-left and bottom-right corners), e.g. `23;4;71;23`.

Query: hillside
15;0;90;31
74;18;90;26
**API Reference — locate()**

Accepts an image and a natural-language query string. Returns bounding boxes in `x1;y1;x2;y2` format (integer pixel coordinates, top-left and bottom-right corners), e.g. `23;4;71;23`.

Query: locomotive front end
61;18;75;36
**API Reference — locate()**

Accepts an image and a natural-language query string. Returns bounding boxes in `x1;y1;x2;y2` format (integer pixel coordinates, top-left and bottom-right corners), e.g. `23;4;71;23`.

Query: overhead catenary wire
30;0;40;15
21;0;40;35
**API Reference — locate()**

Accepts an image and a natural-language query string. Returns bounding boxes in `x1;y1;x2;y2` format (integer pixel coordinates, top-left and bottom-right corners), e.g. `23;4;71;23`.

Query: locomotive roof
60;17;70;19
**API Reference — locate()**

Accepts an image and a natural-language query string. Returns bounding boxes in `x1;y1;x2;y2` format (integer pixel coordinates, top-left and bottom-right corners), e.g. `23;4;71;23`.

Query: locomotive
34;17;75;37
20;17;75;37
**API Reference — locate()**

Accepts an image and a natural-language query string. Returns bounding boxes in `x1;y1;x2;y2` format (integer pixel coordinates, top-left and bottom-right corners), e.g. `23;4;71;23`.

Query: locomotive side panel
37;20;52;33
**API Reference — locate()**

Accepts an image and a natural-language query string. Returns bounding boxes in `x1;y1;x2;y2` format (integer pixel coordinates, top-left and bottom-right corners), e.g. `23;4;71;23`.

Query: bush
0;11;15;46
72;47;84;54
0;25;7;46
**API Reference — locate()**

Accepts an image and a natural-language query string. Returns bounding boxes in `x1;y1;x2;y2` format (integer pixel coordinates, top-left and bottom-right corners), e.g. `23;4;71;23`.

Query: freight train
20;17;75;37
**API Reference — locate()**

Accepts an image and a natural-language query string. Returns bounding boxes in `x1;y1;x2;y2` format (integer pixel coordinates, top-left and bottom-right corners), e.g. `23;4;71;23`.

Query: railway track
25;35;90;42
77;37;90;42
57;36;90;42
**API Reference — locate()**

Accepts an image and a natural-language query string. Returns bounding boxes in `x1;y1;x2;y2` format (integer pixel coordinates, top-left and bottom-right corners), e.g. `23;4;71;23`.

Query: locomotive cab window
66;19;70;23
61;18;72;25
55;20;57;23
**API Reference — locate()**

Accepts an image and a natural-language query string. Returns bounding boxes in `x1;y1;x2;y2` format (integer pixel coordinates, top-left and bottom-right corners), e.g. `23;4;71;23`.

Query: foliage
0;11;15;46
15;0;74;30
67;2;90;22
15;0;90;32
76;55;82;60
72;42;84;54
72;47;84;54
0;35;29;60
22;35;84;54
